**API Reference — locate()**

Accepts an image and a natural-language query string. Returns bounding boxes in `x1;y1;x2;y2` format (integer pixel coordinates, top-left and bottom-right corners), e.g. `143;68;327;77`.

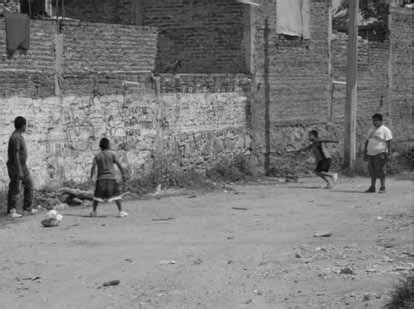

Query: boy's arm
90;157;97;179
14;140;24;179
318;139;339;144
363;140;369;160
386;140;392;158
287;144;311;153
114;156;126;180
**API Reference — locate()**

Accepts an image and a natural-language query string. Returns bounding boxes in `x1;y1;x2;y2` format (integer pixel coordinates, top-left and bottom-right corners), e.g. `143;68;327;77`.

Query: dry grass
385;275;414;309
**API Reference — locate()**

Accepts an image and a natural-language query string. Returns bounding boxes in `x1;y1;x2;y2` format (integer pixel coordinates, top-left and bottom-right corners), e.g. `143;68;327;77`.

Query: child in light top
290;130;338;189
90;138;128;217
364;113;392;193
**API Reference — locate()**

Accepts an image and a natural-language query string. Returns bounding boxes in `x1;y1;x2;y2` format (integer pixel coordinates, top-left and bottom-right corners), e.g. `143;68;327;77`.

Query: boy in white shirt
364;113;392;193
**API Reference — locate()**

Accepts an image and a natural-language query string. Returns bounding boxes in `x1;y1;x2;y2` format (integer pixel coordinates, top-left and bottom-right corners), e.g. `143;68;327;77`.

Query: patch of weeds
385;275;414;309
388;148;414;174
206;154;253;183
127;168;216;196
0;191;7;214
61;179;95;191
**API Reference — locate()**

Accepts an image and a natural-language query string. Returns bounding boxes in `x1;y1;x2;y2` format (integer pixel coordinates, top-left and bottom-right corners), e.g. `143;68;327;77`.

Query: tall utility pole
344;0;359;173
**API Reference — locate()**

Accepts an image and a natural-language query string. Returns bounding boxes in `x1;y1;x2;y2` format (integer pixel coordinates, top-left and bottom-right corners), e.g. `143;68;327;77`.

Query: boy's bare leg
90;201;98;217
315;172;331;188
116;200;128;217
320;171;338;183
115;200;122;212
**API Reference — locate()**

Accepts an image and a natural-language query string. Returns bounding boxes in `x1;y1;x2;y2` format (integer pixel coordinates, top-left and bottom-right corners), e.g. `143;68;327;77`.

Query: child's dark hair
309;130;318;137
99;138;110;150
372;113;383;121
14;116;26;130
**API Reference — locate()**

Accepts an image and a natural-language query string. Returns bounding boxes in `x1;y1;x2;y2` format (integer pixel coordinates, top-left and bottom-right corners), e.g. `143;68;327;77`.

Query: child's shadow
331;190;366;194
285;186;322;190
63;213;108;218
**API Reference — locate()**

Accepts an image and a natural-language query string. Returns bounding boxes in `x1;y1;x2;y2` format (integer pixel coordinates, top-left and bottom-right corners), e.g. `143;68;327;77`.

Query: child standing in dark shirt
290;130;339;188
90;138;128;217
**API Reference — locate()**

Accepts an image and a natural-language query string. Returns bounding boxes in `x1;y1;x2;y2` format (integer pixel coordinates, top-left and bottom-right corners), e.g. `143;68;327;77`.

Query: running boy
289;130;338;188
364;113;392;193
90;138;128;217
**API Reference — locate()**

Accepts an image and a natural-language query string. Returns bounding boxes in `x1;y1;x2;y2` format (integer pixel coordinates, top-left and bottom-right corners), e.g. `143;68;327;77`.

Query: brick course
389;7;414;145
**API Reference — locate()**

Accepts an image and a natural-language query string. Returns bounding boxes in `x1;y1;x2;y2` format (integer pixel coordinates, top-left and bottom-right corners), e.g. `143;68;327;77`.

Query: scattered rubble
339;267;355;275
102;280;120;287
41;210;63;228
314;231;332;238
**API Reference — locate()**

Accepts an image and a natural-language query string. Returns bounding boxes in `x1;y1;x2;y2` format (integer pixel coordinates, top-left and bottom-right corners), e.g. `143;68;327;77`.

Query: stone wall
0;74;251;189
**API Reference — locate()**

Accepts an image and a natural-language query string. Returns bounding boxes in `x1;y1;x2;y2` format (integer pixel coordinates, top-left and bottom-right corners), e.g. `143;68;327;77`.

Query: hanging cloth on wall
276;0;310;39
6;13;30;57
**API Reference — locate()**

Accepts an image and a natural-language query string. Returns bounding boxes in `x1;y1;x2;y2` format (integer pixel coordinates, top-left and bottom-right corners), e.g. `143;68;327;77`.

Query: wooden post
344;0;359;172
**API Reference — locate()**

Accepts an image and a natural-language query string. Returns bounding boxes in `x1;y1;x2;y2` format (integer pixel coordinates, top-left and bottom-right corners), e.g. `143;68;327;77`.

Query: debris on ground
232;207;248;211
102;280;120;287
152;217;175;222
159;260;177;265
21;276;41;281
53;204;69;211
339;267;355;275
193;258;203;265
58;188;93;205
41;210;63;228
314;231;332;238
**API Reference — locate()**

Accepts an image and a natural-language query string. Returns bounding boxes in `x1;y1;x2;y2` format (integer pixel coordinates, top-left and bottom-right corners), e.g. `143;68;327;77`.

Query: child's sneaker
89;210;97;217
365;187;375;193
9;209;22;219
378;187;386;193
118;211;128;218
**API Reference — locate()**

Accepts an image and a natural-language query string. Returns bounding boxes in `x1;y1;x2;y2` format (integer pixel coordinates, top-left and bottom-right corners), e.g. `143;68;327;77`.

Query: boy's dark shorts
94;179;122;202
315;158;331;173
367;153;387;178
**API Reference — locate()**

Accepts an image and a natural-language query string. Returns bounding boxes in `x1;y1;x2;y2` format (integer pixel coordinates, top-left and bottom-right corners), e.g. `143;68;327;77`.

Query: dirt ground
0;175;413;309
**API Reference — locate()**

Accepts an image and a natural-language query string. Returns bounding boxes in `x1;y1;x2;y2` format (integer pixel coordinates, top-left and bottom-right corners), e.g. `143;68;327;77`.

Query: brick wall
332;32;390;155
0;18;157;74
389;7;414;146
143;0;245;73
250;0;333;174
62;0;139;25
0;18;55;72
62;21;157;73
61;0;246;73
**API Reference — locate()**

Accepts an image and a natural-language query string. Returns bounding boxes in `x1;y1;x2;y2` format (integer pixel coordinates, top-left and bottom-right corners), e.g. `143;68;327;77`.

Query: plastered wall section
0;74;251;189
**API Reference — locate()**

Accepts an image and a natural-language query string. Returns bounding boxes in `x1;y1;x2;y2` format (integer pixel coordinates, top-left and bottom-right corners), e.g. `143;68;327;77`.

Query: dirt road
0;176;413;309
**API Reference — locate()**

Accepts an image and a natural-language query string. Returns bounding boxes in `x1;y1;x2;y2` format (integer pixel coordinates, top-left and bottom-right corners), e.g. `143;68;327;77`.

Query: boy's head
99;138;110;150
14;116;27;131
309;130;318;141
372;113;383;128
